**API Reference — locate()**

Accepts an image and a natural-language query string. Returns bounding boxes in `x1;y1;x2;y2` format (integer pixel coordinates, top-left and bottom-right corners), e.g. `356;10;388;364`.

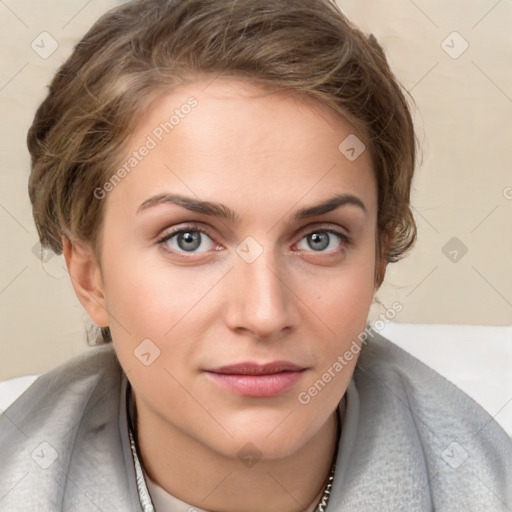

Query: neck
133;396;344;512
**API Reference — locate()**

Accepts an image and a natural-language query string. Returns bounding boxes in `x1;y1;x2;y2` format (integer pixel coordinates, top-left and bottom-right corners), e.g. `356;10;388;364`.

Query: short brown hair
27;0;418;344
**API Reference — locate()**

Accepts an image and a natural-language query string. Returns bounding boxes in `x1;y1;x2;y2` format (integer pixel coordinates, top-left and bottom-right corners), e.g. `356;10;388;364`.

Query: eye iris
308;232;329;251
177;231;201;251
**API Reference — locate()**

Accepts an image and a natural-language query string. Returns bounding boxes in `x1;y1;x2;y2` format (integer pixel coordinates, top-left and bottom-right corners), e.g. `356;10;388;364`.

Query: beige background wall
0;0;511;379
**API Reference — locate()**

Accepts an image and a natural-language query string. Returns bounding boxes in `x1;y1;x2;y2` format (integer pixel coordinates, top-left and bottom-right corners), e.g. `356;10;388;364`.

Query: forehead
132;76;365;156
105;76;377;221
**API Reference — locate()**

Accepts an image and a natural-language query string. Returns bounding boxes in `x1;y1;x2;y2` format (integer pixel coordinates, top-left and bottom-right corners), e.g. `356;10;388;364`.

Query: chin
207;420;311;462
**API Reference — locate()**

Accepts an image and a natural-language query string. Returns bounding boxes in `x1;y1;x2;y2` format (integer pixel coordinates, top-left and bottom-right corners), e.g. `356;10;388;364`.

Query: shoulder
1;342;120;419
348;328;512;508
0;341;121;438
0;343;127;510
356;328;507;436
1;343;121;419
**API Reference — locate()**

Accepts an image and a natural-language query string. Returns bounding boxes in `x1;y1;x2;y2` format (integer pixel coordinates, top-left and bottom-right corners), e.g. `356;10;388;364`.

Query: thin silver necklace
126;381;340;512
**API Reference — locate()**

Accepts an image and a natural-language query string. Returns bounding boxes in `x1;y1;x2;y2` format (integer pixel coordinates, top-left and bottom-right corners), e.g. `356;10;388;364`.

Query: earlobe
61;235;110;328
374;258;387;290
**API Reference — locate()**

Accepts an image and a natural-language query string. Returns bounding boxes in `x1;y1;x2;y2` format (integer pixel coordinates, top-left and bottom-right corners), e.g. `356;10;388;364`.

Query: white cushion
0;375;40;413
379;322;512;437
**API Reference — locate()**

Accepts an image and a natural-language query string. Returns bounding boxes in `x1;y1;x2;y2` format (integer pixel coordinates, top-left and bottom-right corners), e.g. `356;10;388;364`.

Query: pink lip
205;361;307;398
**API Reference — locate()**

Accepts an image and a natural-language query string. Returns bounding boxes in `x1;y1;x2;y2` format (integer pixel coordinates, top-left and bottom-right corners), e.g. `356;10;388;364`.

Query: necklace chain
313;403;340;512
314;462;336;512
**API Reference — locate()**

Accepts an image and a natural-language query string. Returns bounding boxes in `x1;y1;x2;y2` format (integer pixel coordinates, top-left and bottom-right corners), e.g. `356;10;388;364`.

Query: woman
1;0;510;510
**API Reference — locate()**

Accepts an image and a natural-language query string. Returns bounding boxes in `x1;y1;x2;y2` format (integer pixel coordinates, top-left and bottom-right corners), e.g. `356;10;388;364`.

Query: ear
374;255;388;290
374;230;390;290
61;235;109;328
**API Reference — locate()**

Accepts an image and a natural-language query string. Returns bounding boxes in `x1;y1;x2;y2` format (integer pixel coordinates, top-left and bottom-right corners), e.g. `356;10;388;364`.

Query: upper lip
207;361;306;375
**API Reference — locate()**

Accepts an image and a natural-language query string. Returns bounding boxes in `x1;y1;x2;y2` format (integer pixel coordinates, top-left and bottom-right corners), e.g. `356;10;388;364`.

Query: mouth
205;361;307;398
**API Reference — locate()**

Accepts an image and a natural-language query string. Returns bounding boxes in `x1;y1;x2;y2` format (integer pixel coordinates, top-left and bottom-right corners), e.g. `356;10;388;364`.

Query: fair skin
62;77;382;512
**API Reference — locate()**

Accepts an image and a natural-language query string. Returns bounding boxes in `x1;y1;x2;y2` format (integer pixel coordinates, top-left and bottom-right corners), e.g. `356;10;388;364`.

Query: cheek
313;280;373;365
296;249;376;366
305;255;375;324
102;247;226;342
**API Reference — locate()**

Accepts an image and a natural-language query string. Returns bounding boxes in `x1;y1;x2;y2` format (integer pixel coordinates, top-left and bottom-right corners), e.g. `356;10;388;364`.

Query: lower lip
206;370;305;398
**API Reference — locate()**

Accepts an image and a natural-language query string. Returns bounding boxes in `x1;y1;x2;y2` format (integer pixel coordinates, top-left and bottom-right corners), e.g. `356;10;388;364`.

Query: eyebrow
136;192;367;222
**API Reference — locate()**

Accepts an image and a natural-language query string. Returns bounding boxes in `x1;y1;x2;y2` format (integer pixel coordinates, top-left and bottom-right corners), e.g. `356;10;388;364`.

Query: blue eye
157;226;216;254
296;230;350;253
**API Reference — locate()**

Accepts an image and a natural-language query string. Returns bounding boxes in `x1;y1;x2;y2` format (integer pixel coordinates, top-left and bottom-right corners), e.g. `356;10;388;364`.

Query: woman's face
91;77;378;459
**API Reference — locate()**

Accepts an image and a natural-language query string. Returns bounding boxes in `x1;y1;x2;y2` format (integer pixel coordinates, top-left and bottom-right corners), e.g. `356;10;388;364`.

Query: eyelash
155;223;352;258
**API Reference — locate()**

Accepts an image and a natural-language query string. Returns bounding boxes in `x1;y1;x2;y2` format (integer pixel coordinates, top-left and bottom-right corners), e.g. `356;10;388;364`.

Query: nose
224;247;299;340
